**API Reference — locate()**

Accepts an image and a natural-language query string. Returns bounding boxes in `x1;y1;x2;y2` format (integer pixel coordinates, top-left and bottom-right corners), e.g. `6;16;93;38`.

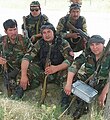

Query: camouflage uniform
22;14;49;38
0;35;28;70
0;34;29;98
22;1;49;40
69;48;110;92
56;4;87;52
23;36;74;86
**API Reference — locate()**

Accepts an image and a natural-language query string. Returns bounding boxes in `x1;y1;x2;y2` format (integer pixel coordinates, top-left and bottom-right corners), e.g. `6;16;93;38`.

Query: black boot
61;90;70;112
73;108;83;120
11;85;24;100
73;100;89;120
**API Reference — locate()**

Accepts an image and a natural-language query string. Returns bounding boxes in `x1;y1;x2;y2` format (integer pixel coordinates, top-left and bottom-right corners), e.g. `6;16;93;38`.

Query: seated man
0;19;29;99
64;35;110;119
20;22;74;105
56;3;87;52
22;1;49;44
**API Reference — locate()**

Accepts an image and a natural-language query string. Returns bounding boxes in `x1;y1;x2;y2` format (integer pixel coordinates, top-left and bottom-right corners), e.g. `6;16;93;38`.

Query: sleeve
60;39;74;66
56;17;68;38
23;40;40;62
82;16;87;33
68;51;86;73
42;14;49;23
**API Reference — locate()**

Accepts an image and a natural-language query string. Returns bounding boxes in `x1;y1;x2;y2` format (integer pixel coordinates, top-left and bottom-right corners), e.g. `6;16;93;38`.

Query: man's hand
98;90;107;107
20;75;30;90
64;83;72;95
0;57;7;64
31;33;42;42
45;65;58;75
66;33;80;39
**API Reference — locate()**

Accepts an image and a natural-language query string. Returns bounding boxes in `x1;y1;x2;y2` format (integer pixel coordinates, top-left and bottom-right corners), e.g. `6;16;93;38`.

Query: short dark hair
41;22;56;34
3;19;17;30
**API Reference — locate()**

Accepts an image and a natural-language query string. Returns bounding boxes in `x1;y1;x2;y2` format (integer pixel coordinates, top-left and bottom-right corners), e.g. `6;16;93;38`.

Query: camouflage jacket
56;14;87;37
22;13;49;38
0;34;29;69
56;14;87;52
23;36;74;70
68;48;110;82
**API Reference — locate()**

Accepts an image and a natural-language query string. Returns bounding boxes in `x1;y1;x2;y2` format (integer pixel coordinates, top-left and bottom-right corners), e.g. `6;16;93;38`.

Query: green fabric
68;48;110;88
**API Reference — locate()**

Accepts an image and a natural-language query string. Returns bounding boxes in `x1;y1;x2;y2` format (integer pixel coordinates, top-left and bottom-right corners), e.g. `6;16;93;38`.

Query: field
0;0;109;120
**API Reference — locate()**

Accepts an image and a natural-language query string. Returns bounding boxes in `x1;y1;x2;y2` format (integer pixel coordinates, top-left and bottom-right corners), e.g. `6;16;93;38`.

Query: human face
30;6;41;17
5;27;18;40
70;9;80;20
90;43;104;56
42;29;54;43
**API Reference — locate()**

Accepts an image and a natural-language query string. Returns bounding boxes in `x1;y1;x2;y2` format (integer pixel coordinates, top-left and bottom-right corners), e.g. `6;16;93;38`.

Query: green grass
0;0;108;119
0;83;104;120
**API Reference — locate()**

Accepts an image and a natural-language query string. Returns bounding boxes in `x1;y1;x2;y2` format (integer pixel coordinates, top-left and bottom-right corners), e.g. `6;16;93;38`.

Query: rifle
23;16;29;39
1;42;12;97
40;44;52;104
58;39;110;119
23;16;33;45
67;21;90;41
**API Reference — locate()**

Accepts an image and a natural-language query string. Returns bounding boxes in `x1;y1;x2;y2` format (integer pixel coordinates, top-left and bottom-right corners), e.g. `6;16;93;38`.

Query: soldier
56;3;87;52
22;1;49;43
0;19;29;99
64;35;110;119
20;22;74;106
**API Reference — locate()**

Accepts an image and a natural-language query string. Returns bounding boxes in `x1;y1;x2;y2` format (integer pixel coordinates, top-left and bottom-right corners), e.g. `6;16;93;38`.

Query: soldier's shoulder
17;34;26;41
42;14;48;20
0;35;7;41
61;38;70;46
18;34;24;38
25;14;31;20
80;16;86;20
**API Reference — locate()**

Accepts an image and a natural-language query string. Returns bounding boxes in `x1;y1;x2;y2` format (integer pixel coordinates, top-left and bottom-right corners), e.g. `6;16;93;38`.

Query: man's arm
20;59;30;90
64;50;86;95
64;71;76;95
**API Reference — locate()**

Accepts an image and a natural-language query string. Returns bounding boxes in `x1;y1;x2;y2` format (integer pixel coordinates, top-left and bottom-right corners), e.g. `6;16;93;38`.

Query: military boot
61;90;70;112
73;101;89;120
11;85;24;100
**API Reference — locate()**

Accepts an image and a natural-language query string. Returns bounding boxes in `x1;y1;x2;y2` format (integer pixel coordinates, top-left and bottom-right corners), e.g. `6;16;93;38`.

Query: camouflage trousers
27;63;68;89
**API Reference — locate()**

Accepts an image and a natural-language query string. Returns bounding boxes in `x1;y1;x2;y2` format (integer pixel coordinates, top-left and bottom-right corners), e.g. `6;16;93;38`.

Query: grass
0;0;108;119
0;83;104;120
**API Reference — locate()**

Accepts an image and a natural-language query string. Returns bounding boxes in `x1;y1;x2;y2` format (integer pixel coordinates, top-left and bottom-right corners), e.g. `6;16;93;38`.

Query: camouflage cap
89;35;105;44
30;1;40;7
70;3;81;11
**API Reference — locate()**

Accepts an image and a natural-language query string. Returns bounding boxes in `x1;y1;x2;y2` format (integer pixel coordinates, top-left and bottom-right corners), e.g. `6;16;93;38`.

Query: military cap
3;19;17;30
30;1;40;7
41;22;56;33
89;35;105;44
70;3;81;10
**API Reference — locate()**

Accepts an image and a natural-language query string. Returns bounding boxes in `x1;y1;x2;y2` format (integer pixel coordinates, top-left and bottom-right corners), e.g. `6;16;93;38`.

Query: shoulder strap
18;34;26;53
1;35;8;49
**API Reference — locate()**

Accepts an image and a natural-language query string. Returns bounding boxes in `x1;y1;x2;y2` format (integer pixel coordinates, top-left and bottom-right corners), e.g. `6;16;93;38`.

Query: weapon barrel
67;21;90;41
